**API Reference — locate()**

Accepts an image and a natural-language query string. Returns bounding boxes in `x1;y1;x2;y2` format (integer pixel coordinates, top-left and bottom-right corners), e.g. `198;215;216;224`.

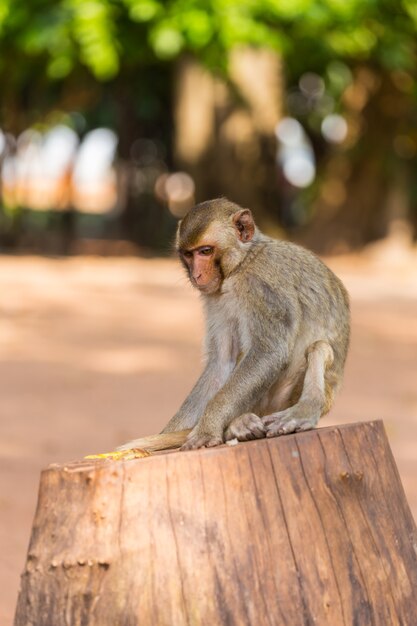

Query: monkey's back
243;238;350;371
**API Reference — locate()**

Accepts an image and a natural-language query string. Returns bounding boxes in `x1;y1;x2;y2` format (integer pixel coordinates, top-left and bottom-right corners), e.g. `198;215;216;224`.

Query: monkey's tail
116;429;191;453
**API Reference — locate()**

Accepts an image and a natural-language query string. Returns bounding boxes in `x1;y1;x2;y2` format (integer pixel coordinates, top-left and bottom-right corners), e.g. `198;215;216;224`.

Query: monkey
118;198;350;453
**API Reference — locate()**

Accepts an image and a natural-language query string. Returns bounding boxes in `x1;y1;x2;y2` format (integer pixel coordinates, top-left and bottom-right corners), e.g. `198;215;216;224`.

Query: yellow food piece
85;448;151;460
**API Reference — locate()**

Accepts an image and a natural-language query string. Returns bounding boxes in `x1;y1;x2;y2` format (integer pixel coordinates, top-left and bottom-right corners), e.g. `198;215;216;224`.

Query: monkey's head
176;198;256;295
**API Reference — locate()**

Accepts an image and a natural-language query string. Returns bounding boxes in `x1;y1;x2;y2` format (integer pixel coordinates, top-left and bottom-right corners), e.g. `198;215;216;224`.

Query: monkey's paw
181;431;223;450
225;413;265;441
263;408;319;437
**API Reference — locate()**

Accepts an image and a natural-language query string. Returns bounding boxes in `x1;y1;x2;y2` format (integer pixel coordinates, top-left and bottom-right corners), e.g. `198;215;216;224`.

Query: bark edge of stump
14;420;417;626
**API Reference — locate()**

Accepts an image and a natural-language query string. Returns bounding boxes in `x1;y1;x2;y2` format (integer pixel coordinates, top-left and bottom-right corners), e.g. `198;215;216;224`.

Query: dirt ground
1;250;417;624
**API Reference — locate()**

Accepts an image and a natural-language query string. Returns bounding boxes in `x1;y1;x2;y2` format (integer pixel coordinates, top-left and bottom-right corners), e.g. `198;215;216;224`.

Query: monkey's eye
198;247;214;256
182;251;193;259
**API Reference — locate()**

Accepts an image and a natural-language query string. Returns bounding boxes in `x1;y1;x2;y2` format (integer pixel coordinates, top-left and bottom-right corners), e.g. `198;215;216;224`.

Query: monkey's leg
263;340;334;437
223;365;306;442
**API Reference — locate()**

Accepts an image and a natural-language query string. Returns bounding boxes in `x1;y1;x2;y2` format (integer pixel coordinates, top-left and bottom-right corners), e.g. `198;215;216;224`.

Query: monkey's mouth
193;279;221;294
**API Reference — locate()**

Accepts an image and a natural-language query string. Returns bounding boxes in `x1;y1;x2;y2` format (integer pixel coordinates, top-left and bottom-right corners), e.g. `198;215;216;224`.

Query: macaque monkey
118;198;350;452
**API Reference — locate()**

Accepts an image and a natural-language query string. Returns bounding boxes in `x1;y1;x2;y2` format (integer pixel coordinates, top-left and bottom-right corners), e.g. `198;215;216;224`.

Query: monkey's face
180;245;223;294
176;201;256;294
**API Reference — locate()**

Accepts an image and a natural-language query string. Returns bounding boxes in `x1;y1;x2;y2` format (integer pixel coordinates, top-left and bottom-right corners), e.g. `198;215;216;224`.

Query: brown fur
118;198;350;453
177;198;242;251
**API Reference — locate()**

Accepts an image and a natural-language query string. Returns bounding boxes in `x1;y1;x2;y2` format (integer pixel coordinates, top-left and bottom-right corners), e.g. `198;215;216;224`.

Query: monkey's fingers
85;448;151;461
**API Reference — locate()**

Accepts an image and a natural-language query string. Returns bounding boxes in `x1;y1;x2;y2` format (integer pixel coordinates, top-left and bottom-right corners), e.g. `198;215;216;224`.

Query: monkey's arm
116;363;219;452
118;354;228;451
182;343;288;449
117;335;233;452
161;358;228;433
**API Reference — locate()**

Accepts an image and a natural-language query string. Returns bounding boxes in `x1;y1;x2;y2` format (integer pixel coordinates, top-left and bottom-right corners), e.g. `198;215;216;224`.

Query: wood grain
14;421;417;625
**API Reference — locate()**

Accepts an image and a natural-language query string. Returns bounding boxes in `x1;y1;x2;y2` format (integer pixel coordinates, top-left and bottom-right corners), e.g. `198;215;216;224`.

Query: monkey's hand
224;413;266;442
181;427;223;450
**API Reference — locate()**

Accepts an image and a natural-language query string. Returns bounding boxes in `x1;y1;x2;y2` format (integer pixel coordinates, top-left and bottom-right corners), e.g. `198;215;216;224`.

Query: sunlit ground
1;251;417;624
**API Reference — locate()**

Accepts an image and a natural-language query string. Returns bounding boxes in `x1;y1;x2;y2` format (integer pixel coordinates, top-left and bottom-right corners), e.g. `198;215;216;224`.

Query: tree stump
14;421;417;626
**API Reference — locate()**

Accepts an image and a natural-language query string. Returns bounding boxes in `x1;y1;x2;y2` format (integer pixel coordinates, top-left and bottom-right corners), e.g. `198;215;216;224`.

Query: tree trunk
173;51;283;222
14;421;417;626
302;70;414;252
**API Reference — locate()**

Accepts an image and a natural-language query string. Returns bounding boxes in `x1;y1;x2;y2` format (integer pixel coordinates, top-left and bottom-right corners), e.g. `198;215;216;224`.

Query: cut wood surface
14;421;417;626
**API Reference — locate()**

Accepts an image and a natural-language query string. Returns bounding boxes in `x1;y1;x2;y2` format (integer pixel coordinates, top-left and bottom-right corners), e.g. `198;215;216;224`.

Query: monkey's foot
225;413;265;441
181;431;223;450
263;406;320;437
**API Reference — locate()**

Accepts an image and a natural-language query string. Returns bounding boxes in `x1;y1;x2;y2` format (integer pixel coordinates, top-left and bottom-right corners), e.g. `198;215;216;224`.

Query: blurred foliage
1;0;416;143
0;0;416;251
0;0;415;87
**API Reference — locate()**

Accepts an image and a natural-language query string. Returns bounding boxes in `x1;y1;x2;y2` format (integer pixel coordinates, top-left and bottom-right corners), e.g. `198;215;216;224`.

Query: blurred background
1;0;417;623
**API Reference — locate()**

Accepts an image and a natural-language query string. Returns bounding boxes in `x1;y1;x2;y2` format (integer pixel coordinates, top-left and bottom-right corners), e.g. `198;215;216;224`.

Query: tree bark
15;421;417;625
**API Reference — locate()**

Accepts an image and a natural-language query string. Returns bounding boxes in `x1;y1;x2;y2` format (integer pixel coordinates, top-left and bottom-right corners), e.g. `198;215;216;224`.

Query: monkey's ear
175;219;183;249
233;209;255;243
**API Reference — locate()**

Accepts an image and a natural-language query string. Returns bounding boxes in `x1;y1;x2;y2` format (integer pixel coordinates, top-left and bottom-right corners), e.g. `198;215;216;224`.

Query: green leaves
150;22;184;59
68;0;120;79
127;0;161;22
0;0;415;83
